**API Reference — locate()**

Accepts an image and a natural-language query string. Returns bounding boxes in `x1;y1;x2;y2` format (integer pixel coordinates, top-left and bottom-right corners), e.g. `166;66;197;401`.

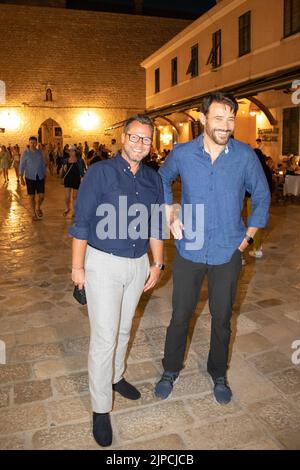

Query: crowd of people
0;138;122;220
0;144;21;182
0;137;171;221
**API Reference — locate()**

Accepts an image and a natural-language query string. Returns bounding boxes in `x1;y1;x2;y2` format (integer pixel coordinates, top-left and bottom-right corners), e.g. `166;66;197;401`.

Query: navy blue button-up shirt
69;153;164;258
159;134;270;265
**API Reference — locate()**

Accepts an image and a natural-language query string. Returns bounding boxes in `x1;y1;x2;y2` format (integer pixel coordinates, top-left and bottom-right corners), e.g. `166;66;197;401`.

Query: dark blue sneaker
213;376;232;405
154;371;179;399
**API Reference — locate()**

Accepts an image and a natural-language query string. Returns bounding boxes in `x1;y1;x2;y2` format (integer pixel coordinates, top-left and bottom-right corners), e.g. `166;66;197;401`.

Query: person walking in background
110;138;119;157
55;142;64;176
256;138;264;152
86;141;101;166
70;114;164;447
0;145;12;183
48;144;55;176
155;93;270;405
248;147;273;259
62;145;85;217
84;141;89;159
20;136;46;221
12;145;21;182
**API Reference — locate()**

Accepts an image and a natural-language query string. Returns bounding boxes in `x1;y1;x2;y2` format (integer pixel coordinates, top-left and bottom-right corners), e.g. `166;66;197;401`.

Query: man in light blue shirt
155;93;270;404
20;136;46;221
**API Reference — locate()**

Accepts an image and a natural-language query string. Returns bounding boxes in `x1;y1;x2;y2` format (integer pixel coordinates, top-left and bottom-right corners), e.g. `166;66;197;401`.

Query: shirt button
136;192;138;195
133;244;135;247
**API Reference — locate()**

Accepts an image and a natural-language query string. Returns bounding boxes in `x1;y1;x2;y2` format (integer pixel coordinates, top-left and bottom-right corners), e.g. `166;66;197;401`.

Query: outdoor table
283;174;300;196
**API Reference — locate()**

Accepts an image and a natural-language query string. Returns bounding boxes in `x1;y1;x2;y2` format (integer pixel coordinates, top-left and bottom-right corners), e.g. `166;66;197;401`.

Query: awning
105;65;300;131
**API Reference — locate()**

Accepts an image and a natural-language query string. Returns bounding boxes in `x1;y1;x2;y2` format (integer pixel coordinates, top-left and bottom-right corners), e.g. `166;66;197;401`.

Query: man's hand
20;177;25;186
165;204;184;240
238;238;249;252
170;217;184;240
143;266;162;292
72;268;85;290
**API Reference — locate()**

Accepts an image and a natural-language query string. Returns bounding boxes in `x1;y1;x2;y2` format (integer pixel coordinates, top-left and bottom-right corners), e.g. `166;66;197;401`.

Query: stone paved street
1;171;300;450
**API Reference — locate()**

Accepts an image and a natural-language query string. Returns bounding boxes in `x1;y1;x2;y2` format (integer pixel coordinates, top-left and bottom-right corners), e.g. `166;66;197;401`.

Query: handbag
73;285;87;305
61;163;73;185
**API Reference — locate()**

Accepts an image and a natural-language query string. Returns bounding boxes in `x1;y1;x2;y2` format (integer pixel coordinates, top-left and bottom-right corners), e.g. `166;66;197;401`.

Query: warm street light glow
256;112;264;125
79;111;99;131
0;110;20;130
160;133;172;145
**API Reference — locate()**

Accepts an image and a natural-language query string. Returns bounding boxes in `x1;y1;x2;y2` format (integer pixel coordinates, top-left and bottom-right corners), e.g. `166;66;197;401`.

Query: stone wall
0;4;189;148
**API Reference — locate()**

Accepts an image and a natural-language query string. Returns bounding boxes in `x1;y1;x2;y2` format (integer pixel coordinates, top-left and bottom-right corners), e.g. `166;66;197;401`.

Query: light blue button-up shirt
158;134;270;265
20;149;46;180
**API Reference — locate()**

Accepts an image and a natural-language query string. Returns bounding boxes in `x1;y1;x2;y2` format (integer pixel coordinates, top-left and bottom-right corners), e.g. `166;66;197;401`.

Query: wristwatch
152;262;165;271
244;234;254;245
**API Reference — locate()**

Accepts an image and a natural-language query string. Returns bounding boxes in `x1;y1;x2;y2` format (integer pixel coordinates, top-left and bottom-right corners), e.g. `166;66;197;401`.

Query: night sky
66;0;217;19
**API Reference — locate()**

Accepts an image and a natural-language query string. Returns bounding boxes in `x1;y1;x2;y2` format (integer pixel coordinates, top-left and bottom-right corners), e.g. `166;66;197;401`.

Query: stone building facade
0;3;189;148
141;0;300;161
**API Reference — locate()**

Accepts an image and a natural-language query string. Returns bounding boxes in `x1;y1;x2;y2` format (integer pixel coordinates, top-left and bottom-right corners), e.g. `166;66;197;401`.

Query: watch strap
245;234;254;245
152;262;165;271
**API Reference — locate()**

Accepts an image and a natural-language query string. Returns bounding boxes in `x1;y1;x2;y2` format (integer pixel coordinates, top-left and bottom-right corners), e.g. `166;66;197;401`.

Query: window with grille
171;57;178;86
282;107;299;155
206;29;222;68
239;11;251;56
155;68;160;93
186;44;199;77
284;0;300;37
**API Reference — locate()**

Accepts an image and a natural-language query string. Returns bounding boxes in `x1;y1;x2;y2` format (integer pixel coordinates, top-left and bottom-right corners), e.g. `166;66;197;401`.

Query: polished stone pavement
0;171;300;450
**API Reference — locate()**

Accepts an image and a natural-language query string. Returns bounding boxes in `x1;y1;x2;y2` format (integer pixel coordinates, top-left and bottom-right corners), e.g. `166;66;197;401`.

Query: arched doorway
38;118;63;147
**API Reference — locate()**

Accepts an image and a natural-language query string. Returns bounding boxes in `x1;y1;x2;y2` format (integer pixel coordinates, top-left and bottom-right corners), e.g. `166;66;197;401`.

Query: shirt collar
115;152;144;176
116;152;131;171
198;133;233;156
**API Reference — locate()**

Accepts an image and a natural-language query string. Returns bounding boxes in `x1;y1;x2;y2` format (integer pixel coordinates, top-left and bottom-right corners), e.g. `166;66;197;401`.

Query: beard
206;124;233;146
122;144;148;164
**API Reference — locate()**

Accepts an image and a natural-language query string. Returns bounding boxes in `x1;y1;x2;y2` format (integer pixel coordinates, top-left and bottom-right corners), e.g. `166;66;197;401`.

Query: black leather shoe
92;412;112;447
112;378;141;400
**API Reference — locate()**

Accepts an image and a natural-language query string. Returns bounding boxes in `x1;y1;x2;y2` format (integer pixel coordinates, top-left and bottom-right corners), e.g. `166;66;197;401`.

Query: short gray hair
124;114;154;134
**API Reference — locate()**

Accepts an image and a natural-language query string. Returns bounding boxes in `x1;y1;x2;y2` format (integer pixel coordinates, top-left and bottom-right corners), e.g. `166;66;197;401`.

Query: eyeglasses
126;133;152;146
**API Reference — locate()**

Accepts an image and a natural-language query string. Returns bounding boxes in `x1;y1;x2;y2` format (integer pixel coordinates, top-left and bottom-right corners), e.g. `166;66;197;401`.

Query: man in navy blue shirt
69;114;164;447
155;93;270;404
20;136;46;221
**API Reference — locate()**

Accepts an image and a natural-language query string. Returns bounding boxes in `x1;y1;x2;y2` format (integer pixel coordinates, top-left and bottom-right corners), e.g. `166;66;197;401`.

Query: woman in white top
0;145;11;183
12;145;21;182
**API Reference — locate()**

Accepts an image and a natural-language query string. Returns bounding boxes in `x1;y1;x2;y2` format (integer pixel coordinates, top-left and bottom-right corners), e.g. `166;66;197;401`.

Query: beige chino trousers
85;245;150;413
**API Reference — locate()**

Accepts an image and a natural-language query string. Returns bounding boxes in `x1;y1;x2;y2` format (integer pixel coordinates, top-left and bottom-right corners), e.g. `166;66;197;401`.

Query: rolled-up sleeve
158;151;179;205
245;151;271;228
68;166;102;240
